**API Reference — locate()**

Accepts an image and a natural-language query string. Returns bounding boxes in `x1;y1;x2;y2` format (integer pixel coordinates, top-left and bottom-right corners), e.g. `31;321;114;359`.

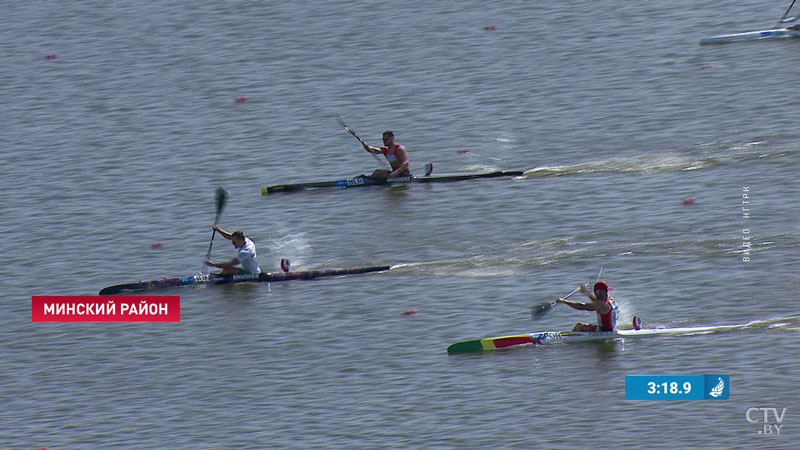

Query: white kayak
446;321;744;353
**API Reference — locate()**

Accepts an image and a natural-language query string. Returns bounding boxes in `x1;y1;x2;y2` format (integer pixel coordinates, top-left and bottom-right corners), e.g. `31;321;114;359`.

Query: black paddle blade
531;302;555;319
215;187;229;213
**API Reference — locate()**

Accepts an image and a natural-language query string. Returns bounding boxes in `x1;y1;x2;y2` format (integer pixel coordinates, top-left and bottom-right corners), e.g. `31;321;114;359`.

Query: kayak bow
700;28;800;44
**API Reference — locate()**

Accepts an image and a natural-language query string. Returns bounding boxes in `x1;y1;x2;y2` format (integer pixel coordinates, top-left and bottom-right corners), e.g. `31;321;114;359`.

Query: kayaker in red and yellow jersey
361;130;410;178
557;281;619;332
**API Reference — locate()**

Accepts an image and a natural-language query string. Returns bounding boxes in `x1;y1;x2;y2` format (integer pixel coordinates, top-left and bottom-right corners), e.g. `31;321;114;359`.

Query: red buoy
682;197;695;205
150;242;164;249
45;54;58;60
234;96;247;103
403;309;418;315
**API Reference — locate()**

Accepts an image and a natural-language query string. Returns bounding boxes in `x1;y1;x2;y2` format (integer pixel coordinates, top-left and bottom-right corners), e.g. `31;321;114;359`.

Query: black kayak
261;170;525;195
99;265;391;295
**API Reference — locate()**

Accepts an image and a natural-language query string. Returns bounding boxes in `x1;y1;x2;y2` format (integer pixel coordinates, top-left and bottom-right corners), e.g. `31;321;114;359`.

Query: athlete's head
593;281;613;297
231;230;246;248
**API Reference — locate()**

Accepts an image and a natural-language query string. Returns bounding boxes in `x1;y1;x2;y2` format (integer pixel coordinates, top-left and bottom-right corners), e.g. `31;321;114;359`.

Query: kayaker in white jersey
204;226;261;275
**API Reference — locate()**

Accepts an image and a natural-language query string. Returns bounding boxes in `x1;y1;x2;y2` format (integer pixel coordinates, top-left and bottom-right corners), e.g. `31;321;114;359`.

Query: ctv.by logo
746;407;787;436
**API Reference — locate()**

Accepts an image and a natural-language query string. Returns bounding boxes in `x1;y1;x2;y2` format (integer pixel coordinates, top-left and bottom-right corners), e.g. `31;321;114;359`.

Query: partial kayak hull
700;28;800;44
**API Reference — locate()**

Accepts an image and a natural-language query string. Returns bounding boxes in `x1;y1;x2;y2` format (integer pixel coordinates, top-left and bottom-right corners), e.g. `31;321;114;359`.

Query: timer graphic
648;381;693;395
626;375;729;400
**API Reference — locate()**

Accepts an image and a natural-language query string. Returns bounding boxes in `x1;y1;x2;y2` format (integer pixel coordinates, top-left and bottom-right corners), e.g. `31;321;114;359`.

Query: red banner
32;296;180;322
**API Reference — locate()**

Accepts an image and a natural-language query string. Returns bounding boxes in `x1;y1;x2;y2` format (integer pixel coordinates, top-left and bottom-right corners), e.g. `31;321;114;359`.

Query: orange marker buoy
150;242;164;249
682;197;695;205
234;96;247;103
457;149;470;154
403;309;418;315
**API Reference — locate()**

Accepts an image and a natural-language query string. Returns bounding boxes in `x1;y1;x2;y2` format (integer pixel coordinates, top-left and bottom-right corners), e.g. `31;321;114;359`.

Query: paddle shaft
203;188;228;273
777;0;798;28
531;286;580;318
551;285;581;308
336;116;393;170
205;211;223;260
531;266;603;318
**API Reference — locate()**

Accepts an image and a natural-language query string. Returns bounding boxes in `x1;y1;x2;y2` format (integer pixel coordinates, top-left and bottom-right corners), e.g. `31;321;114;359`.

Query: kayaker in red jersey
361;130;410;178
557;281;618;332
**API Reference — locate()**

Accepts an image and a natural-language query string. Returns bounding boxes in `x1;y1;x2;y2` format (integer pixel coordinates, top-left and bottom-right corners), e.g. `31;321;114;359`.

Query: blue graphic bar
626;374;729;400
